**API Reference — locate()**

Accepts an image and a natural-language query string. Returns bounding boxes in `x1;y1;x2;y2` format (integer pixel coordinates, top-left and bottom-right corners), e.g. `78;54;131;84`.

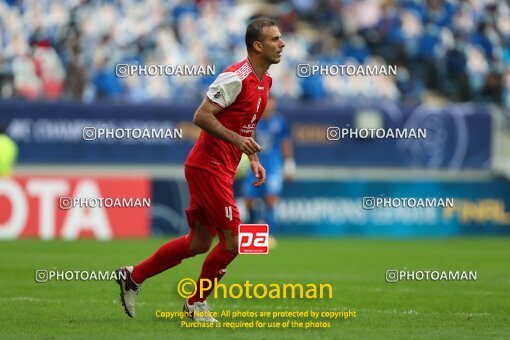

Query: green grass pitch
1;237;509;339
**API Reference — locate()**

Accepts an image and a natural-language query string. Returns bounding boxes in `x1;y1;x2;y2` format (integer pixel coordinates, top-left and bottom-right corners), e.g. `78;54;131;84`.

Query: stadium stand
0;0;509;109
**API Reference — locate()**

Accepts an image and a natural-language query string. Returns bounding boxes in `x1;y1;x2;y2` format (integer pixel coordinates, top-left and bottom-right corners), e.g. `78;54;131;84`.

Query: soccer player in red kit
116;18;285;322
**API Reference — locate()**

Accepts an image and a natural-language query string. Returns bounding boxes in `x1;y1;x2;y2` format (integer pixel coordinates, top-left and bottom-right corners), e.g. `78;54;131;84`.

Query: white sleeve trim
205;71;242;109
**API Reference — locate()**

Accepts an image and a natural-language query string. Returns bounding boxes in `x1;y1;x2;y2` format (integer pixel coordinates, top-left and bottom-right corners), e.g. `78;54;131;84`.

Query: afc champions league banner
152;179;510;237
274;180;510;237
0;100;491;169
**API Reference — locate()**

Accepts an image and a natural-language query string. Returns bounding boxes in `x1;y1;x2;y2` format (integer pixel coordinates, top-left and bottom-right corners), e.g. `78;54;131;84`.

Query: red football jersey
185;58;272;179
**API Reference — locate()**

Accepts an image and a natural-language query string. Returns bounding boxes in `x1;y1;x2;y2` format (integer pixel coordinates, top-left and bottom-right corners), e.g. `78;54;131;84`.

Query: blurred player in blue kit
241;97;295;240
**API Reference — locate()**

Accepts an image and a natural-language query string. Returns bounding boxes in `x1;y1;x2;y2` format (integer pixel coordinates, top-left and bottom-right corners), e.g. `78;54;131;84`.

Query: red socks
131;235;192;284
130;231;238;302
188;243;237;304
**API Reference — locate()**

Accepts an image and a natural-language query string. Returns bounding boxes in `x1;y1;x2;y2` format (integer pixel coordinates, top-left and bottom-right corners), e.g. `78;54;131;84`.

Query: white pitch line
0;297;43;302
0;297;151;306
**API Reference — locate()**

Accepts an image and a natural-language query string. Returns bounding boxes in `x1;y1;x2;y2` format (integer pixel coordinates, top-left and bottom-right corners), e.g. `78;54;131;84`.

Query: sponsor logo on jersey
241;123;256;134
241;114;258;134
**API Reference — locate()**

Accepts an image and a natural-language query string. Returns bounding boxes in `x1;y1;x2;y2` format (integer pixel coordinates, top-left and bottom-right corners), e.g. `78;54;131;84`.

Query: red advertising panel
0;176;151;239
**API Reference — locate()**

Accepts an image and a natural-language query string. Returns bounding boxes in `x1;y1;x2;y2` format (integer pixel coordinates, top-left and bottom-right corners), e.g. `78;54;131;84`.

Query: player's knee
224;237;239;254
189;240;211;255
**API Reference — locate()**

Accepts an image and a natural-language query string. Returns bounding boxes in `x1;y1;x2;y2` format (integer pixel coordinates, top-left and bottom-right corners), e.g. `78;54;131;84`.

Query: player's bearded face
260;26;285;64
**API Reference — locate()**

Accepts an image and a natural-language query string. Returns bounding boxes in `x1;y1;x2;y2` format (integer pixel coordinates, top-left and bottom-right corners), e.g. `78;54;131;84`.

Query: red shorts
184;166;240;236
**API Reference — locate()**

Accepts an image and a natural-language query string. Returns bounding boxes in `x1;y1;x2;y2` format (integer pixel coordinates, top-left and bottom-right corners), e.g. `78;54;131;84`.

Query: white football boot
183;299;218;323
115;266;141;318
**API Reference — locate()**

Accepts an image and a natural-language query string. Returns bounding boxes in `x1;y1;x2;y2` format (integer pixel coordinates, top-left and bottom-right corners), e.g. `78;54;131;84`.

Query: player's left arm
249;130;266;187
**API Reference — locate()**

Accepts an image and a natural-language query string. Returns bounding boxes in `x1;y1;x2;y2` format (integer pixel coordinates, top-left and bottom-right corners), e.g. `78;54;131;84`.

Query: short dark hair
245;17;276;51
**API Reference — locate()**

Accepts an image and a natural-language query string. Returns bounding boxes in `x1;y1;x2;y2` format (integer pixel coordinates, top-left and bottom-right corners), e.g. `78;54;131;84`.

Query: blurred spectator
0;0;508;109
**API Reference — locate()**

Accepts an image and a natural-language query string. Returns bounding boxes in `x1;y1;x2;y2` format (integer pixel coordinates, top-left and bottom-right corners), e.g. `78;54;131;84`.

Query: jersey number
225;206;233;221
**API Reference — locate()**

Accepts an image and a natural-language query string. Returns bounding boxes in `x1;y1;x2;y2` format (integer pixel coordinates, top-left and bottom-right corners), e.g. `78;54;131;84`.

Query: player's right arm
193;71;262;155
